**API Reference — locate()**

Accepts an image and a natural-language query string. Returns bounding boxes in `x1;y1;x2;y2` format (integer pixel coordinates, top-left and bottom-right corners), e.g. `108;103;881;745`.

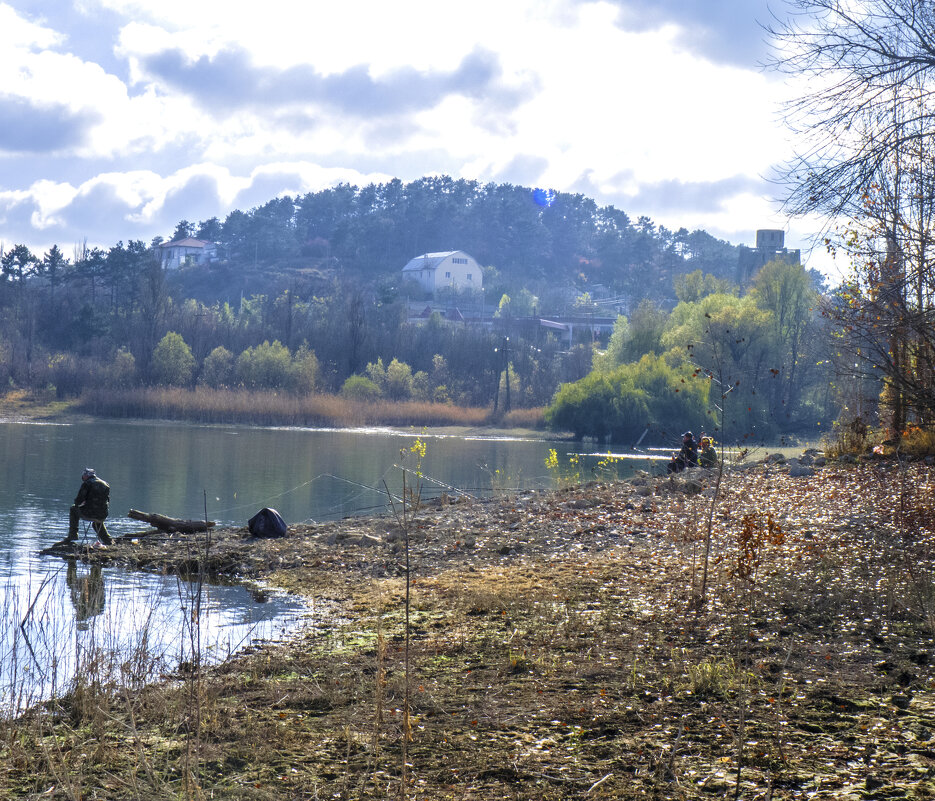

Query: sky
0;0;833;276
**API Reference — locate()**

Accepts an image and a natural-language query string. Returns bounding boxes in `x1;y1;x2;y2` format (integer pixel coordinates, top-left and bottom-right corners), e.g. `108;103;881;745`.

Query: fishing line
393;465;477;499
211;464;398;518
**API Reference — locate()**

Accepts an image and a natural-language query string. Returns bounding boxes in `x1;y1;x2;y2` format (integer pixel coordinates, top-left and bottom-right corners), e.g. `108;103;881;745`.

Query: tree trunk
128;509;215;533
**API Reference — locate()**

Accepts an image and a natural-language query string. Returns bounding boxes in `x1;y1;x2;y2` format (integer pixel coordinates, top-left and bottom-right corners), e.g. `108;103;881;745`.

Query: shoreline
10;456;935;798
0;389;558;441
0;391;827;453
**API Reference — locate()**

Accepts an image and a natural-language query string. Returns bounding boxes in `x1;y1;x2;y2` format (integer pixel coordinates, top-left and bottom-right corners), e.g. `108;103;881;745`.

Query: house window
452;257;468;264
445;271;451;278
467;274;472;281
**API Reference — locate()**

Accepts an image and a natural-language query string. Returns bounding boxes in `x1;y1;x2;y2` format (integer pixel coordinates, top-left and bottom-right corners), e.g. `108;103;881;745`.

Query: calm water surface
2;418;652;710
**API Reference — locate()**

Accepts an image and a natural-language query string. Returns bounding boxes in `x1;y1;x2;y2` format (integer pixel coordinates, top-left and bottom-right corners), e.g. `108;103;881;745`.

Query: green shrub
341;375;382;401
384;358;414;400
200;346;234;388
292;345;320;394
108;347;137;389
236;340;293;390
152;332;195;387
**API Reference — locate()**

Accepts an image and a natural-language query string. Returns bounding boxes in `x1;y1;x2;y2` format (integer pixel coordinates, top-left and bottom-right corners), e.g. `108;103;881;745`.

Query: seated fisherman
63;468;113;545
698;435;719;468
666;431;699;474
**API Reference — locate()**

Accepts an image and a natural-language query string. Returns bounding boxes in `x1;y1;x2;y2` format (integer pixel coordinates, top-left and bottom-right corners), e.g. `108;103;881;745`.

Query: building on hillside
157;237;219;270
737;229;800;285
401;251;482;295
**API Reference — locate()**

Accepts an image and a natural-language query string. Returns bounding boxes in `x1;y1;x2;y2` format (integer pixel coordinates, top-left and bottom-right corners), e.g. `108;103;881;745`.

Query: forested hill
176;177;741;304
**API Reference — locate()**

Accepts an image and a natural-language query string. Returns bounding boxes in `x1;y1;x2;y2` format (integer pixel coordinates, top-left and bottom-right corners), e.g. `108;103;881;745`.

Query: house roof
159;237;212;249
401;251;464;273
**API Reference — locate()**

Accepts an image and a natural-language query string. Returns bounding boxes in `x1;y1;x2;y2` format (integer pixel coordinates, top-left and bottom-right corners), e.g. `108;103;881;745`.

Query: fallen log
127;509;216;533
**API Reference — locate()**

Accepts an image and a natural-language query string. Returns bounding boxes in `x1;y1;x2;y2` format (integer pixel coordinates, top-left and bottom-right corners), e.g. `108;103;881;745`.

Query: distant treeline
0;243;596;410
168;176;743;304
0;177;838;438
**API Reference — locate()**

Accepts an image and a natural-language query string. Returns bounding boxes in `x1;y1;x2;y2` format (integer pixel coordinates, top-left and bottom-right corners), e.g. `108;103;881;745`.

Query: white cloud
0;0;824;274
0;2;63;49
0;162;396;253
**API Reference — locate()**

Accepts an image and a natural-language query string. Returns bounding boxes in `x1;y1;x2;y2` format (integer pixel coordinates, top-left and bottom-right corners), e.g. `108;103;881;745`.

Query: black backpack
247;507;287;538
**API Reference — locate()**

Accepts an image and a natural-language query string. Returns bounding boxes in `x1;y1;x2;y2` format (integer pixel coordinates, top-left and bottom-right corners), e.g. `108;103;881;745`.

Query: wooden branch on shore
127;509;216;533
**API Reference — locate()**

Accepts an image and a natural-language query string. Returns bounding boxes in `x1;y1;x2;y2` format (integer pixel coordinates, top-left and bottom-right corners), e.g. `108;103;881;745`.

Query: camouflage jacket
699;446;718;468
74;476;110;520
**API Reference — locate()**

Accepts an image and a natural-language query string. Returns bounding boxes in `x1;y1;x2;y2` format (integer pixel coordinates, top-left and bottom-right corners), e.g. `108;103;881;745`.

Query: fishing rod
633;427;649;450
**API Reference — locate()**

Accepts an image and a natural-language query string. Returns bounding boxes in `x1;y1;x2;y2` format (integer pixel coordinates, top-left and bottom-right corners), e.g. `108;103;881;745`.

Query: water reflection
66;559;104;630
0;558;306;716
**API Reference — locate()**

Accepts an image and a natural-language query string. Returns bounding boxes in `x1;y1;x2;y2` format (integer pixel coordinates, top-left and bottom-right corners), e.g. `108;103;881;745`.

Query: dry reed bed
77;387;545;430
4;461;935;799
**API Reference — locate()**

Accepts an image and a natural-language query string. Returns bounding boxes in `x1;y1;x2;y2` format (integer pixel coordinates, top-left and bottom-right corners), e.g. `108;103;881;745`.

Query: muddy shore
8;455;935;799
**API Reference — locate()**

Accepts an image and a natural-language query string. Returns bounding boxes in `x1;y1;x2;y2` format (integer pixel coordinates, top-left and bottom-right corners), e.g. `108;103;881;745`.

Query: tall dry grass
78;387;546;430
0;553;282;798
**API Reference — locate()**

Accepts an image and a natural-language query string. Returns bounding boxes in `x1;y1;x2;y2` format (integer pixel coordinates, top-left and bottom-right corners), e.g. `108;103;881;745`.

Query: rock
890;693;912;710
865;775;885;792
896;670;915;687
569;498;597;509
768;453;786;464
680;479;703;495
358;534;382;548
788;463;815;478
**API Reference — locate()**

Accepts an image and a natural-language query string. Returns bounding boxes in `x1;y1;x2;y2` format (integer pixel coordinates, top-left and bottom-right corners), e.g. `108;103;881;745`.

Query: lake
0;418;657;712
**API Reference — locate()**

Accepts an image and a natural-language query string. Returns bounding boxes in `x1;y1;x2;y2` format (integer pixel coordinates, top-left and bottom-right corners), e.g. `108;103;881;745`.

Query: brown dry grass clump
5;459;935;798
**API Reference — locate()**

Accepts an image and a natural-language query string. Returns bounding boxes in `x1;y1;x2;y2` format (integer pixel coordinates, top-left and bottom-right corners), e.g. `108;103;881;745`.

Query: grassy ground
0;389;86;421
5;458;935;799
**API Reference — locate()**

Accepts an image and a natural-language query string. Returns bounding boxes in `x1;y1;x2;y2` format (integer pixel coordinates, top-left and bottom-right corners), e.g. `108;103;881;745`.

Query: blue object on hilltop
248;507;287;538
532;188;557;208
